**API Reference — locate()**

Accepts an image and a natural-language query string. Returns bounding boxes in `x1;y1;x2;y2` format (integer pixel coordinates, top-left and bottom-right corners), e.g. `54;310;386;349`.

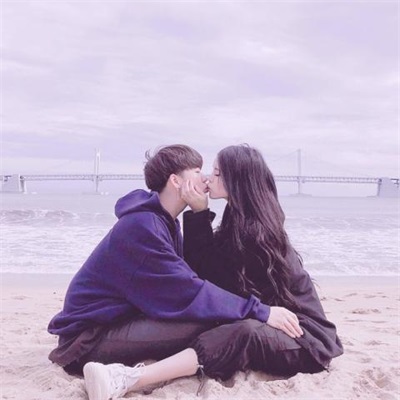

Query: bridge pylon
291;149;310;196
1;174;26;193
91;149;103;195
377;177;400;198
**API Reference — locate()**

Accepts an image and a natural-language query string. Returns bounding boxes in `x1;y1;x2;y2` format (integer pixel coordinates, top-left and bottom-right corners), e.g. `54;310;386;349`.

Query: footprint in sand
340;338;354;346
11;295;29;300
365;340;383;346
16;364;86;398
351;308;381;314
360;357;373;363
365;294;389;299
370;320;387;324
364;367;397;390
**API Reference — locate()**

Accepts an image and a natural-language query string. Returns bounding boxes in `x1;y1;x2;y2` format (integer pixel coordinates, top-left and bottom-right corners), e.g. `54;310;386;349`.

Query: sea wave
0;209;116;226
1;206;399;276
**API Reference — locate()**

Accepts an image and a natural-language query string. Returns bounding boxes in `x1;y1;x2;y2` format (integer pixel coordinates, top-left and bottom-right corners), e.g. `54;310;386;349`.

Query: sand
1;274;399;400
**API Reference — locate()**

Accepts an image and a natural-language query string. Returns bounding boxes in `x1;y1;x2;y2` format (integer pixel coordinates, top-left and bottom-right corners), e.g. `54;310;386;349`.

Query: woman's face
207;159;228;200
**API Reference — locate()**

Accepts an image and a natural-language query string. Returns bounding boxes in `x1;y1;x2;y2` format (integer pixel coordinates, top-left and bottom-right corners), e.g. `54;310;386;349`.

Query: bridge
1;149;398;197
1;173;399;197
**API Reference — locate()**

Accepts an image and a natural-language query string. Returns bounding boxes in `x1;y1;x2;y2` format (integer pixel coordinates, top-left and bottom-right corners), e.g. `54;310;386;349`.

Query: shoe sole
83;362;111;400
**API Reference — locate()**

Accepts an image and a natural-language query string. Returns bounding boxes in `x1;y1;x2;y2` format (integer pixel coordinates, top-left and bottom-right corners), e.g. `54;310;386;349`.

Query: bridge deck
0;174;399;185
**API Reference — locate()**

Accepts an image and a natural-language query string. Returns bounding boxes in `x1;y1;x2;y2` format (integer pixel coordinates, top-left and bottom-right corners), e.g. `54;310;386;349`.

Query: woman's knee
232;319;264;340
190;320;264;381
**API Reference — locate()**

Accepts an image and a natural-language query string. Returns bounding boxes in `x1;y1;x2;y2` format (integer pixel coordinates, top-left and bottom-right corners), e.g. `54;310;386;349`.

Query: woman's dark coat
183;209;344;369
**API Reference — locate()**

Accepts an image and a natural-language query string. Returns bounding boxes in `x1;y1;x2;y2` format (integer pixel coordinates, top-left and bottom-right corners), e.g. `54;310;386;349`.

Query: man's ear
169;174;182;190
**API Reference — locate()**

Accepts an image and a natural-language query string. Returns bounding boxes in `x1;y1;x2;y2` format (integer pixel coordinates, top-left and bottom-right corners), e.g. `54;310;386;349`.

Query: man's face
179;167;208;193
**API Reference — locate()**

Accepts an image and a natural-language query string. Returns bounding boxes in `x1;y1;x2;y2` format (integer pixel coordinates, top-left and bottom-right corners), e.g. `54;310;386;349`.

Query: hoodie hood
115;189;168;219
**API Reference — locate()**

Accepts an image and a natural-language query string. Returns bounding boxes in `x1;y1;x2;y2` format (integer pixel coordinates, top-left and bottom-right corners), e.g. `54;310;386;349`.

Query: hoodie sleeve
121;214;270;323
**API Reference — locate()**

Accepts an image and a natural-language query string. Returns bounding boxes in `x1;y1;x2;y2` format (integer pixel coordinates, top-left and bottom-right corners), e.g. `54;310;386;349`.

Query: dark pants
71;318;323;380
190;319;323;380
71;317;215;374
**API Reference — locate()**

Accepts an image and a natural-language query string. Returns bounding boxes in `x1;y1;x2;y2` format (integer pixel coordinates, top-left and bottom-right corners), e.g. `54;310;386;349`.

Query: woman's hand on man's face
180;179;208;213
267;306;304;339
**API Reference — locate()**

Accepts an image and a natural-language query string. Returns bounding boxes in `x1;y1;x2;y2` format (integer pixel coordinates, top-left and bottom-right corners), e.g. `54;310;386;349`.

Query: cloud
1;1;398;179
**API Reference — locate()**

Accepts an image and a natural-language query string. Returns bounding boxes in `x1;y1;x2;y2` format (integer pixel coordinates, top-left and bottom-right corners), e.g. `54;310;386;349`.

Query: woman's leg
83;347;201;400
189;319;322;380
81;317;211;400
132;348;199;390
83;319;322;399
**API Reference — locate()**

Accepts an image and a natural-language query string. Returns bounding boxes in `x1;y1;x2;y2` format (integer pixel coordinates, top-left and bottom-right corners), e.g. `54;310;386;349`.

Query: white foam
1;195;398;276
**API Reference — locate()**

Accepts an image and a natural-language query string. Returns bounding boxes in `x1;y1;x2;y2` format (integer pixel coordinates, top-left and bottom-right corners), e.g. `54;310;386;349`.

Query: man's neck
158;190;186;220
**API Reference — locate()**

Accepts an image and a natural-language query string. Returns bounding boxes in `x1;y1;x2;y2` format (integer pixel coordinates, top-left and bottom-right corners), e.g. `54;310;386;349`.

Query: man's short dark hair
144;144;203;192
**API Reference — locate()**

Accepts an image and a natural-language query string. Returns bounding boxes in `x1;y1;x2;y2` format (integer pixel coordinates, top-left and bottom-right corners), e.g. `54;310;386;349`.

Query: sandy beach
1;274;399;400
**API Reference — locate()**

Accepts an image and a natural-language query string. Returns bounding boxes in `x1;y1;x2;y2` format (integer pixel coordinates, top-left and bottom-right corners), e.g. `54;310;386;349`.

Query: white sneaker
83;362;145;400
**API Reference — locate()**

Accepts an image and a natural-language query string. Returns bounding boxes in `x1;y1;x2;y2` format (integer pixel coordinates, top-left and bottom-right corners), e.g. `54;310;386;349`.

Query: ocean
1;191;399;276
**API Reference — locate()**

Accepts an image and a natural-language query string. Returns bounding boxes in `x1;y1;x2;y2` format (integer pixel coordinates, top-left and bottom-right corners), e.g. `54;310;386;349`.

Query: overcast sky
1;1;399;180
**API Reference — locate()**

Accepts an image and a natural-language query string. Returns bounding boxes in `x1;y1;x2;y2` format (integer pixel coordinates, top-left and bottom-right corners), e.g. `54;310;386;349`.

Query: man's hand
180;179;208;212
267;306;304;339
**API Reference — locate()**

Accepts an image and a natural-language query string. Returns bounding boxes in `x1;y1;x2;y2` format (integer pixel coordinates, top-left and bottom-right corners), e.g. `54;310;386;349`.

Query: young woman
83;145;343;400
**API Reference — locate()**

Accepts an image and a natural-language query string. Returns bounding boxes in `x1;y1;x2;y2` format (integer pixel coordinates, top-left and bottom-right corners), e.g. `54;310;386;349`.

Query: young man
47;145;271;382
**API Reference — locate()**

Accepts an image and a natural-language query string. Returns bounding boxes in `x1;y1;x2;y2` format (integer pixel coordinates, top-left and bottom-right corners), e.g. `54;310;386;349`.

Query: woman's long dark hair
215;144;299;310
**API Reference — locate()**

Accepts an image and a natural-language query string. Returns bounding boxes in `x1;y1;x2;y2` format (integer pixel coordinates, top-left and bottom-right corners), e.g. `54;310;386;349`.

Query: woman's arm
182;209;214;265
183;210;231;287
180;179;236;286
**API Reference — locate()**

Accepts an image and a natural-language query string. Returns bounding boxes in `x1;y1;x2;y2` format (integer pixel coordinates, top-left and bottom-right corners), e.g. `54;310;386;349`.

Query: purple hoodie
48;190;270;340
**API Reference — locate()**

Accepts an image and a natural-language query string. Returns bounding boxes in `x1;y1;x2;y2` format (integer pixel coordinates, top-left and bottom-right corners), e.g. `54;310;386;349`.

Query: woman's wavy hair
215;144;299;310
